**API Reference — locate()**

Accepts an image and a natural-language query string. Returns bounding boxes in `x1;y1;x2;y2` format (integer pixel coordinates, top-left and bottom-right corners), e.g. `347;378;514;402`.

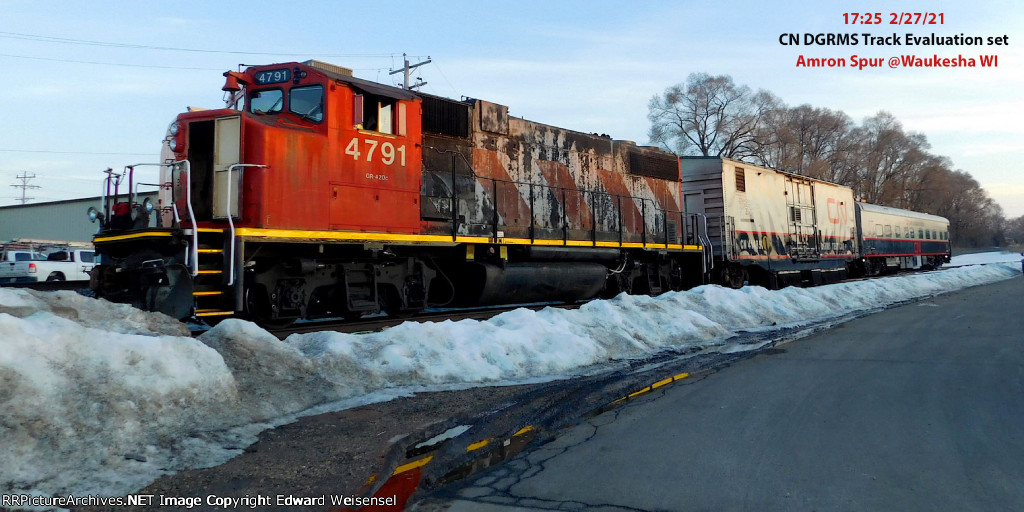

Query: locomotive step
195;309;233;317
192;290;224;296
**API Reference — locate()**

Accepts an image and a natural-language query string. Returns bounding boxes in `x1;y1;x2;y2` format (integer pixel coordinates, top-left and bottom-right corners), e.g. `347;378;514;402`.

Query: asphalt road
417;274;1024;511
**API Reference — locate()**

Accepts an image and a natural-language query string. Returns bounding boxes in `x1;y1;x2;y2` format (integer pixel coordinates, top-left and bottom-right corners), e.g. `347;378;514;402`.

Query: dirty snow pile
0;254;1020;502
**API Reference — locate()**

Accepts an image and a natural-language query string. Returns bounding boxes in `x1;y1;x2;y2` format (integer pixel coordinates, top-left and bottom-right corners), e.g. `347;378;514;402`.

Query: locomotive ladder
188;163;263;320
191;227;235;319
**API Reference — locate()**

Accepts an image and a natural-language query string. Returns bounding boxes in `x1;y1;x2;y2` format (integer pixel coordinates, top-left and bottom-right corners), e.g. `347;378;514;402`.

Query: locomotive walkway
416;274;1024;511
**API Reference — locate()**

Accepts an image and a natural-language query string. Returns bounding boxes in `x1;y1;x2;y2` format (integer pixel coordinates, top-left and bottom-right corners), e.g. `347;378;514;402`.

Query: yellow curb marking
392;456;433;476
513;426;534;437
466;439;490;452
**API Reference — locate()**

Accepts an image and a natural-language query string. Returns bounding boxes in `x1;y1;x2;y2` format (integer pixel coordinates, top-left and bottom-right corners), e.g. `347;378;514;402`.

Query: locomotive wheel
379;286;415;319
724;265;747;289
244;285;296;329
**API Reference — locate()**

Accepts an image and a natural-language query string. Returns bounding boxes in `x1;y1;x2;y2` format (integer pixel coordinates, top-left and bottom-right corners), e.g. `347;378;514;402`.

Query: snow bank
0;258;1019;501
948;250;1023;267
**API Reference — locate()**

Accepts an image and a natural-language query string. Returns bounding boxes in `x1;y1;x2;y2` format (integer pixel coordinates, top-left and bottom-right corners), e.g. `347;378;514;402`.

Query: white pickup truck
0;250;41;284
33;249;96;282
0;248;95;283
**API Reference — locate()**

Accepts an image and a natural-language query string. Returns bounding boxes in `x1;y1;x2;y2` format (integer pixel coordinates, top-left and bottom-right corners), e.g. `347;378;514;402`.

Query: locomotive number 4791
345;138;407;166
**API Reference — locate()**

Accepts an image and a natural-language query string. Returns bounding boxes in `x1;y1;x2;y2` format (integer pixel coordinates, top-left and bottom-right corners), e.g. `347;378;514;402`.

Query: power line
0;53;223;71
10;172;40;204
0;31;398;58
389;53;431;90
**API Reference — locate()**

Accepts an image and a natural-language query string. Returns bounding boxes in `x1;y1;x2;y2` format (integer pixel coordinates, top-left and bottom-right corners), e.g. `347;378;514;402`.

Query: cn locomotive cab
92;60;424;323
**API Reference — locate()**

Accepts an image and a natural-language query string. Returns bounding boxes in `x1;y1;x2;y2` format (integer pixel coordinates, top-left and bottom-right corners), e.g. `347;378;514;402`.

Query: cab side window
353;93;403;134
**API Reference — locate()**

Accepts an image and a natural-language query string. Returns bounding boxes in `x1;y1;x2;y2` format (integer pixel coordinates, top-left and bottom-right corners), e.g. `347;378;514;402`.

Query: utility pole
389;53;431;90
10;171;40;204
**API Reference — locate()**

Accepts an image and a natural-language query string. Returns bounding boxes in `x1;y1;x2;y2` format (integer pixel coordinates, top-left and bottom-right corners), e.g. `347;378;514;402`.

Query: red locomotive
90;60;710;325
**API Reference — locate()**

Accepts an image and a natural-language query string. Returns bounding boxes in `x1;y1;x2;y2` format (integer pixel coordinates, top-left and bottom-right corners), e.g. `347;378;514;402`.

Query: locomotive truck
89;60;711;325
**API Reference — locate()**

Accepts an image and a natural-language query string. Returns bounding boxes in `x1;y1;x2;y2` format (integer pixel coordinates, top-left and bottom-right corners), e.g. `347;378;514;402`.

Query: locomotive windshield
289;85;323;123
248;85;323;123
250;89;283;114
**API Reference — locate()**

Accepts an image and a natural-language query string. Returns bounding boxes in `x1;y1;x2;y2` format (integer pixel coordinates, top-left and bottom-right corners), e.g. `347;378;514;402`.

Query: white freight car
681;157;858;288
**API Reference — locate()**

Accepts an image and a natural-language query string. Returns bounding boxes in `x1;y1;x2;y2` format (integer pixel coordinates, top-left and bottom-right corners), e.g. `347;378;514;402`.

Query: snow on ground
948;250;1024;267
0;256;1020;503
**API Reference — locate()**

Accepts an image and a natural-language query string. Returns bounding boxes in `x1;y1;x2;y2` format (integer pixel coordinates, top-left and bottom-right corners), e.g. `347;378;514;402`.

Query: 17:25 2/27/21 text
843;12;944;25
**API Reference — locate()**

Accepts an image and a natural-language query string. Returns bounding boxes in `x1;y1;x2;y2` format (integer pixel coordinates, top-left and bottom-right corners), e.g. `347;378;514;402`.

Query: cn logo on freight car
826;197;849;224
345;138;408;166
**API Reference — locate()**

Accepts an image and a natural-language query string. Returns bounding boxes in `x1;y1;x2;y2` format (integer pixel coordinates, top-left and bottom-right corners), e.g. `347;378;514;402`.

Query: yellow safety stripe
234;228;700;252
93;231;173;242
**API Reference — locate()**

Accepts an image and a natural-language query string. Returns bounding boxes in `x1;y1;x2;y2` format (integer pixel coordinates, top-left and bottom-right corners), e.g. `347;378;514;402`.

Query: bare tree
648;73;779;158
1005;215;1024;247
855;112;930;206
752;104;857;184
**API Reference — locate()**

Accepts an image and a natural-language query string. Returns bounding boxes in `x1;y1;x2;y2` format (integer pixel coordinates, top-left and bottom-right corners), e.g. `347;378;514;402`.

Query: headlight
142;198;154;212
87;206;98;222
169;139;178;151
168;121;179;136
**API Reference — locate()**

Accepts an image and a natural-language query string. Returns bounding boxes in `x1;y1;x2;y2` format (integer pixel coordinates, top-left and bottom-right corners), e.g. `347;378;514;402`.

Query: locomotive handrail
123;163;172;206
223;164;268;286
123;161;196;274
696;213;713;272
101;168;124;224
177;161;198;276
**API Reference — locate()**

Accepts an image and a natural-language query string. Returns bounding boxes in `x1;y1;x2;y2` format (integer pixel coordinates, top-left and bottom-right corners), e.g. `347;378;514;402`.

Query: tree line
648;73;1012;248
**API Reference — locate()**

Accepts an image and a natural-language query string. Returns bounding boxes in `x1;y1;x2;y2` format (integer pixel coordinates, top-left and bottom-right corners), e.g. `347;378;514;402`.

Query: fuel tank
450;262;608;305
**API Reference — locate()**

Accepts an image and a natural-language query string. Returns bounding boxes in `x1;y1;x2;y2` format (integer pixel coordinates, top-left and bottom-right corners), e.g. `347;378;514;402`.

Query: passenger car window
80;251;95;263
